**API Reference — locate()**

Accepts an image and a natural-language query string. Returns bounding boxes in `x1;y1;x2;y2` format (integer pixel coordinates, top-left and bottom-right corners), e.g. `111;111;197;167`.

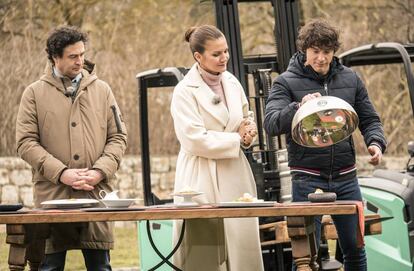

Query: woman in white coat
171;25;264;271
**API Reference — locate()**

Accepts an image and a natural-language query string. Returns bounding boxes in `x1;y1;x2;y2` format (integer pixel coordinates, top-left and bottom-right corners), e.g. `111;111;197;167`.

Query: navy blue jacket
264;52;387;180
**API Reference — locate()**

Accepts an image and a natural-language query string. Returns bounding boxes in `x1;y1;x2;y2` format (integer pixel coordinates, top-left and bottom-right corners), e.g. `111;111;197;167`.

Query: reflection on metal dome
292;96;359;148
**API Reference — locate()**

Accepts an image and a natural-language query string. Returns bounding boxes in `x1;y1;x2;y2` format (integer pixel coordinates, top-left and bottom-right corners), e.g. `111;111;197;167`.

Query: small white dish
171;191;203;202
100;199;136;208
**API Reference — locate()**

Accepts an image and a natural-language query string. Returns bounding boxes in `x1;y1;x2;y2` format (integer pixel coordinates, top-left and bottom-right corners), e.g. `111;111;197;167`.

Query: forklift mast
214;0;299;91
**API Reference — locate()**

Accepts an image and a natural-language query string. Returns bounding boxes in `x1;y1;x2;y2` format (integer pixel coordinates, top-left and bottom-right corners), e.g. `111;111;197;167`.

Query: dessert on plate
235;193;264;203
177;185;199;194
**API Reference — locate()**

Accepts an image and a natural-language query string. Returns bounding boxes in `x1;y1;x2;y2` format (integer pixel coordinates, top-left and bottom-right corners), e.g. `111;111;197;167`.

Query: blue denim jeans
39;249;112;271
291;175;367;271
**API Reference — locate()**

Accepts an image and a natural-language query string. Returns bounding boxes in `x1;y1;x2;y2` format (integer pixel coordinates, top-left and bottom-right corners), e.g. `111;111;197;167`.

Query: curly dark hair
46;26;88;64
296;19;341;52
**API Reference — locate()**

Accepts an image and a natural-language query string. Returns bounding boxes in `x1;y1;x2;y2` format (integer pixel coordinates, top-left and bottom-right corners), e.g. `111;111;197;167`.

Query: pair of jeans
39;249;112;271
291;174;367;271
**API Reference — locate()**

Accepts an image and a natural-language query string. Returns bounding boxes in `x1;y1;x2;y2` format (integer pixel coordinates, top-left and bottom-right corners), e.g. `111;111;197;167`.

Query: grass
0;226;140;270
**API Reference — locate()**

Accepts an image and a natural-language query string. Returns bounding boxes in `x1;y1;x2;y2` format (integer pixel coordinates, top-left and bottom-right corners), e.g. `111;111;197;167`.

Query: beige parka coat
171;64;264;271
16;61;127;253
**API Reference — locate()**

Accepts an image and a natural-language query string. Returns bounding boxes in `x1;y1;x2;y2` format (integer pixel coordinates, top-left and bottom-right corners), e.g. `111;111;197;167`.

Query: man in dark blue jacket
264;19;387;271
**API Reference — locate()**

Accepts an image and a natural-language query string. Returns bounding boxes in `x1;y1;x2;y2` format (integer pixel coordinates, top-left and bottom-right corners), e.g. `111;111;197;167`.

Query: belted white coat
170;64;264;271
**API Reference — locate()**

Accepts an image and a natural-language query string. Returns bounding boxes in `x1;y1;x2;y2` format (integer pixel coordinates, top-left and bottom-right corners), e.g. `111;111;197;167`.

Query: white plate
175;202;199;208
171;191;203;197
145;203;200;209
41;199;99;209
82;207;146;212
217;201;276;208
100;199;136;208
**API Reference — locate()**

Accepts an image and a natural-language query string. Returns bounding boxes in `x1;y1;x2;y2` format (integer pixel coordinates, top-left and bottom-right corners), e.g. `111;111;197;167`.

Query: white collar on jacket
182;63;242;131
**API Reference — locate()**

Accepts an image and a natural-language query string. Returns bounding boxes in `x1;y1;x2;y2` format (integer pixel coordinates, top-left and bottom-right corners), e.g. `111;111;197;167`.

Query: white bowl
100;199;136;208
171;191;204;202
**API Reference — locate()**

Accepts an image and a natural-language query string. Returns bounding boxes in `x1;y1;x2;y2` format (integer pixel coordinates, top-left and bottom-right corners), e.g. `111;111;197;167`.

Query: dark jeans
39;249;112;271
291;175;367;271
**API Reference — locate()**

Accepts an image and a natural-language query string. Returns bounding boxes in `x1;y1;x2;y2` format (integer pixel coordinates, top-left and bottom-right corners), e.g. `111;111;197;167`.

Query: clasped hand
59;168;104;191
238;119;258;146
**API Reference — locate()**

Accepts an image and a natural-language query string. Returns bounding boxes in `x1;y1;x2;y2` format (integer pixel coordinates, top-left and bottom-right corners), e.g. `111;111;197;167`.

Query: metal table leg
147;220;186;271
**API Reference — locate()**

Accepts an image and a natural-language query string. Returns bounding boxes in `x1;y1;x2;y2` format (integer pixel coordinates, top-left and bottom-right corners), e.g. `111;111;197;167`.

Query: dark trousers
39;249;112;271
291;175;367;271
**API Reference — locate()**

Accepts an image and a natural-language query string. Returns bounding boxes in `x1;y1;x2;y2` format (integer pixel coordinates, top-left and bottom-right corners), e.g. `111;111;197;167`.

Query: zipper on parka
323;81;334;182
323;82;329;96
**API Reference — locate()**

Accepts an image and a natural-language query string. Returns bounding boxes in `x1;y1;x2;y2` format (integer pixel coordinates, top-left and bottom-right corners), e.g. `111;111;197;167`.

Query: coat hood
287;51;344;82
40;59;98;93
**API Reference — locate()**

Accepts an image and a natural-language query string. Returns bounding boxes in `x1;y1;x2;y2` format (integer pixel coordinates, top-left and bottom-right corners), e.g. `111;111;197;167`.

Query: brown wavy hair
296;19;341;52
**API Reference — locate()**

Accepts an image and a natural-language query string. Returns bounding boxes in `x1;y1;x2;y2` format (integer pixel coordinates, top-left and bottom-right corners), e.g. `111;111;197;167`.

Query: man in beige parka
15;26;127;270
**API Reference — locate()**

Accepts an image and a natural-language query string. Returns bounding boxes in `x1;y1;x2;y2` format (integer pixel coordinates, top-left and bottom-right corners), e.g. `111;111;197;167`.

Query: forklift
338;42;414;271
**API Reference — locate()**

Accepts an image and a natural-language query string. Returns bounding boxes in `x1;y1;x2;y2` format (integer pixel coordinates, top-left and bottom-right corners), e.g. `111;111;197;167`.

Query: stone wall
0;155;177;207
0;155;409;208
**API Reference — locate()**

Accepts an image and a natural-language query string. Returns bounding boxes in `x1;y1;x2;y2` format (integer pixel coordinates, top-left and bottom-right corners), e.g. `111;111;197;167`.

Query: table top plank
0;202;357;224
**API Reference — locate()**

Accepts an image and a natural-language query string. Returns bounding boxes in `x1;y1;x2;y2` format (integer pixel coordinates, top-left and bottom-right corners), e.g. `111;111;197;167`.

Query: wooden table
0;201;358;271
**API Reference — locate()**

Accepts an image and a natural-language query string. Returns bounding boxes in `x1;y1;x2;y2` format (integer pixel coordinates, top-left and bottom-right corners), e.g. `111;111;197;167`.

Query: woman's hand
246;119;257;137
238;119;257;146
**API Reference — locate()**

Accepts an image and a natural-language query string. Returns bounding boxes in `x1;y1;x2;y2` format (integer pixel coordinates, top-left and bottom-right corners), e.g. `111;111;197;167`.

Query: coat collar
183;64;241;129
40;60;98;93
287;52;343;82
